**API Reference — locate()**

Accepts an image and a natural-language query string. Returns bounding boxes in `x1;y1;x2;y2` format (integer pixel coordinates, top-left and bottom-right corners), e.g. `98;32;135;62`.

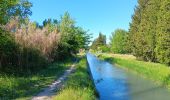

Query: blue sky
30;0;137;43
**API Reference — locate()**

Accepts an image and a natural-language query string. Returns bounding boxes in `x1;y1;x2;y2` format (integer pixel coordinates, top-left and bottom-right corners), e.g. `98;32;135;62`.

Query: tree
128;0;150;60
110;29;128;54
0;0;32;25
56;12;79;59
53;12;91;60
155;0;170;65
128;6;141;55
128;0;170;65
91;32;106;50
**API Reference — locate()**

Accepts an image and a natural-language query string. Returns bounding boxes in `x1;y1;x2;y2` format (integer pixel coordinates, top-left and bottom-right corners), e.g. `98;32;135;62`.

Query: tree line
0;0;90;75
91;0;170;66
128;0;170;65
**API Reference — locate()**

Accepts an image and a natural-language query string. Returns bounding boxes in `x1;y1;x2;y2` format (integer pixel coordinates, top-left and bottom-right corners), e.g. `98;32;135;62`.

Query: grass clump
53;58;96;100
100;53;170;89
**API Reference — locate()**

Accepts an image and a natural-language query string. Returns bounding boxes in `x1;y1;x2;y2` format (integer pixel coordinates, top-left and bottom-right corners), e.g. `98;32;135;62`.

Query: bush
100;45;110;53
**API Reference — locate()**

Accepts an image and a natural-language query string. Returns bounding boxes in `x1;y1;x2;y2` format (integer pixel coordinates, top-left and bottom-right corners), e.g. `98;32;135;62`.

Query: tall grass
0;18;60;73
7;18;60;60
53;58;96;100
100;53;170;89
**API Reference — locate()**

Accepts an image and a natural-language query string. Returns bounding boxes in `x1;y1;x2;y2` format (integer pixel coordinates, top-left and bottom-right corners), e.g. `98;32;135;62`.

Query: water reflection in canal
86;53;170;100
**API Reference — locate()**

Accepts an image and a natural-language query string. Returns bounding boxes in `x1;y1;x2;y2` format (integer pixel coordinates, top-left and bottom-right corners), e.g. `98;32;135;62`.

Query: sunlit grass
0;60;72;100
104;53;136;60
100;53;170;89
53;58;96;100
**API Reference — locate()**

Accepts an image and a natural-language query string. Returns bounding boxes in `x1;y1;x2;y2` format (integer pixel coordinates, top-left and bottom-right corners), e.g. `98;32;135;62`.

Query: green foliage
58;12;78;55
100;45;110;53
53;12;91;60
128;0;170;65
128;6;141;55
0;0;32;25
110;29;128;54
155;0;170;65
91;32;106;50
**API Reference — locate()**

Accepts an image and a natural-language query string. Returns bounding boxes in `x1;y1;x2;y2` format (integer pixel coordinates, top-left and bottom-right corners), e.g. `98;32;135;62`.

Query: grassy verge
99;53;170;89
0;59;73;100
53;57;96;100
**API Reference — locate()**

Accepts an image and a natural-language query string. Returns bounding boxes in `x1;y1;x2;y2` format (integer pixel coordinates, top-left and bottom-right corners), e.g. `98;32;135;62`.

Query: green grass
99;53;170;89
0;59;73;100
53;58;96;100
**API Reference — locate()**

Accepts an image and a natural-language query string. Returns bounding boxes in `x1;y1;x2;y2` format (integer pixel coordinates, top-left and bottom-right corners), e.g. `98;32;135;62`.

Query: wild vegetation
0;0;91;99
0;0;90;75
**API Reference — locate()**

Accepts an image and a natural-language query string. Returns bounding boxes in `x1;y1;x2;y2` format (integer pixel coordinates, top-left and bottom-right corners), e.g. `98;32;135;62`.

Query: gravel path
32;63;76;100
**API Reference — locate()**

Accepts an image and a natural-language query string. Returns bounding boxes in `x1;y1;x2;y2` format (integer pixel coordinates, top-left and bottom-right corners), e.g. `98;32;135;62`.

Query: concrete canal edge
86;55;100;99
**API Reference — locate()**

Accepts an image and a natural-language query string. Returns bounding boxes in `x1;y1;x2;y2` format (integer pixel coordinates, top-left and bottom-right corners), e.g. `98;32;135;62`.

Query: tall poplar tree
155;0;170;65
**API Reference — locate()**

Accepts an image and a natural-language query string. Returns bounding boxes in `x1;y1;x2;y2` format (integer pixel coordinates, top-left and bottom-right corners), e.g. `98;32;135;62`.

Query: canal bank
53;57;96;100
87;53;170;100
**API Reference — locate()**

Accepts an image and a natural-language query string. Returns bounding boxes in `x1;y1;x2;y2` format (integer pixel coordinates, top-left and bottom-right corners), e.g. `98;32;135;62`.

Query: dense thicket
128;0;170;65
0;1;90;74
0;0;34;74
110;29;129;54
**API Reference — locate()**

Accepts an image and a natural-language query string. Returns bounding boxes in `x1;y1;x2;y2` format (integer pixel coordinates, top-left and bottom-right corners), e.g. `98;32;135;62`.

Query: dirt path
32;63;76;100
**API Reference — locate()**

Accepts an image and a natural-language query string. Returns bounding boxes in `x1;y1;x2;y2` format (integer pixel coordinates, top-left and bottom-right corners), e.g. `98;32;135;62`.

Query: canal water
86;53;170;100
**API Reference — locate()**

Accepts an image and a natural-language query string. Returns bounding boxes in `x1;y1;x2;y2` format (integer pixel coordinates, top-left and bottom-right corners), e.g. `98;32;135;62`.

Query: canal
86;53;170;100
